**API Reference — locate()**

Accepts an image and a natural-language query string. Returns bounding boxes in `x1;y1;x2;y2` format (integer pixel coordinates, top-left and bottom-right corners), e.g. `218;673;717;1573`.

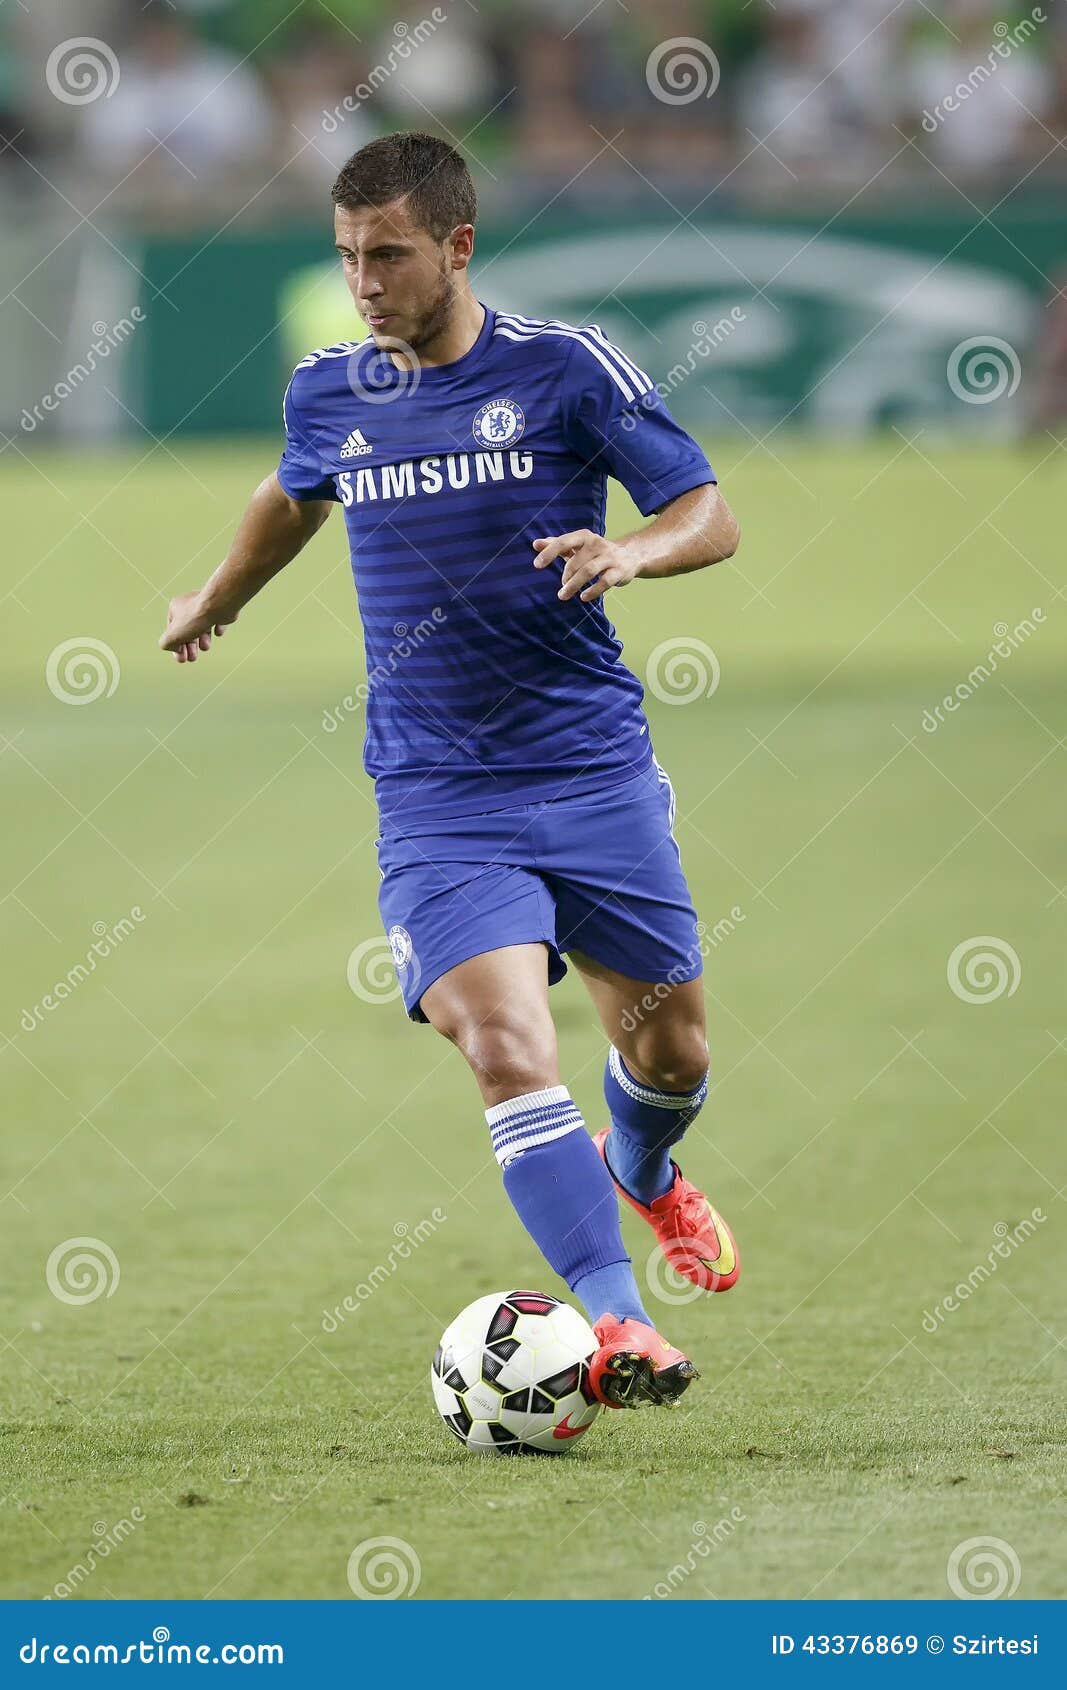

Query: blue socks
487;1086;650;1327
602;1047;708;1206
569;1260;649;1328
485;1059;709;1325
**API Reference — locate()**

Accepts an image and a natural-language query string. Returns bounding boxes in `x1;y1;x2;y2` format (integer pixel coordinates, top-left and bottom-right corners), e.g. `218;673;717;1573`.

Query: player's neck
408;291;485;370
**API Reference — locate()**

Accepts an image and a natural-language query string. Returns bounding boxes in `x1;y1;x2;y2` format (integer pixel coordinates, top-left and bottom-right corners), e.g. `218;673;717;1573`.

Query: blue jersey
276;305;715;827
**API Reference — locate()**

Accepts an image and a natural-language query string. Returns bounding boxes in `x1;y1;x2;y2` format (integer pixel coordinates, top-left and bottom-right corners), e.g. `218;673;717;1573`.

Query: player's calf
600;1044;709;1205
596;1041;740;1294
421;948;663;1335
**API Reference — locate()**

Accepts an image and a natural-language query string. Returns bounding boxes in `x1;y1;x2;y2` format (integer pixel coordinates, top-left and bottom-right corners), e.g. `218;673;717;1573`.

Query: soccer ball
431;1290;601;1454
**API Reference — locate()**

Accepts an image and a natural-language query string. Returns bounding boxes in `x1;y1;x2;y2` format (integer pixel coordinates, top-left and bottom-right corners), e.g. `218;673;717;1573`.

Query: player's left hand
532;531;639;604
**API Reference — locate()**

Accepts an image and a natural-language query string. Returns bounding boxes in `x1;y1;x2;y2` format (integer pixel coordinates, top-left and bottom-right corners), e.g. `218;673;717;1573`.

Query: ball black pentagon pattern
436;1342;471;1393
443;1401;472;1443
486;1302;519;1341
504;1291;561;1315
539;1363;582;1398
487;1421;520;1448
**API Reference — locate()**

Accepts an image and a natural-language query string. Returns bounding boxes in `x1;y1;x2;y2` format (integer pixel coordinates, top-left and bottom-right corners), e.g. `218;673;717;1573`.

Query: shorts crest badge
388;925;414;971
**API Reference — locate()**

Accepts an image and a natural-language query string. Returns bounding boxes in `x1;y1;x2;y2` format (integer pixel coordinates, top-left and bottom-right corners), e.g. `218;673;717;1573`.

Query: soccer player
160;132;741;1410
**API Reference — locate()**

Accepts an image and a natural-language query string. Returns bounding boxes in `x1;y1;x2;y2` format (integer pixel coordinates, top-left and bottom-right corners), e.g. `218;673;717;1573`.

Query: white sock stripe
494;1118;580;1168
485;1084;571;1128
490;1097;583;1139
491;1098;579;1132
491;1107;583;1152
608;1046;707;1110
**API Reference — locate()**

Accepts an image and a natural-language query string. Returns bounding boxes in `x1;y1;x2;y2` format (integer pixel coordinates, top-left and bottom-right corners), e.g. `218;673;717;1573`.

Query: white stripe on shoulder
493;312;653;397
293;340;363;370
493;316;643;403
495;310;556;333
585;323;654;395
499;312;653;394
495;312;653;391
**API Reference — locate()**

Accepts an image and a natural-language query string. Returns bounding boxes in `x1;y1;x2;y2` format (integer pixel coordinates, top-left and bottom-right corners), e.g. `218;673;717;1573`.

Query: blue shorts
376;762;702;1021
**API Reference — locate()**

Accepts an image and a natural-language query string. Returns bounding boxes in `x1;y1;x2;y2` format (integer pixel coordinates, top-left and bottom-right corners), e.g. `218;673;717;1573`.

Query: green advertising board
127;199;1064;438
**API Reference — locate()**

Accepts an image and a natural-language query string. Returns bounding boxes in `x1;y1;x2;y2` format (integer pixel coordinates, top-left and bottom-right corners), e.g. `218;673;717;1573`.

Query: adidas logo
339;428;373;458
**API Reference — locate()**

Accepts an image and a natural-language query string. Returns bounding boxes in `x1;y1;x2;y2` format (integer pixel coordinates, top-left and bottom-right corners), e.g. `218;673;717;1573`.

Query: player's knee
443;1007;557;1101
627;1026;709;1096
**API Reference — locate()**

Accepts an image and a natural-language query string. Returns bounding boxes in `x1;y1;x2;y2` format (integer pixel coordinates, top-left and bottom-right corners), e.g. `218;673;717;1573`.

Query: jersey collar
377;302;494;386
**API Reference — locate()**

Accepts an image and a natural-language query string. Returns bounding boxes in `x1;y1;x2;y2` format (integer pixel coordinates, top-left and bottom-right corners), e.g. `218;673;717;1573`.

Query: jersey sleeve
276;375;338;502
561;328;716;516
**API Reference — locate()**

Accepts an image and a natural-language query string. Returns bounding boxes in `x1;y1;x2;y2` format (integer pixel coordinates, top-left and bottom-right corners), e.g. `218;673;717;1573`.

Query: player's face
334;201;466;355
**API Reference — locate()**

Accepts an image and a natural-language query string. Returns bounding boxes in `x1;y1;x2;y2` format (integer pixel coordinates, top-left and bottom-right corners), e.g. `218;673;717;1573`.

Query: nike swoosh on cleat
552;1414;588;1440
697;1209;736;1276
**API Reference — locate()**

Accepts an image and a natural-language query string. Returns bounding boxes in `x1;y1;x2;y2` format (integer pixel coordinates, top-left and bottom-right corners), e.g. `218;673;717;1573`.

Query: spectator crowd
2;0;1066;221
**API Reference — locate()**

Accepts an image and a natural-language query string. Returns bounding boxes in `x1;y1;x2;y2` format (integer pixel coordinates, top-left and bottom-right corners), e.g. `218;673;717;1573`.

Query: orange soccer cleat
594;1127;740;1293
587;1315;699;1409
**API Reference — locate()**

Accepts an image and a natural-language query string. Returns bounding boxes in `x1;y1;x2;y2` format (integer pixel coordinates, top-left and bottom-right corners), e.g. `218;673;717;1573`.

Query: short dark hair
331;132;476;241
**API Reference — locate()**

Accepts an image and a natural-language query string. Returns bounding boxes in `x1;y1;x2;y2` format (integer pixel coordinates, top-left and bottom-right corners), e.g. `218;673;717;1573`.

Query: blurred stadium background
2;0;1064;1601
3;0;1067;441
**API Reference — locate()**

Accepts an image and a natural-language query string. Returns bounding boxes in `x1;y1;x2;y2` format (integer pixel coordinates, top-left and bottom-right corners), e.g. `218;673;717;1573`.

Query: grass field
2;436;1064;1602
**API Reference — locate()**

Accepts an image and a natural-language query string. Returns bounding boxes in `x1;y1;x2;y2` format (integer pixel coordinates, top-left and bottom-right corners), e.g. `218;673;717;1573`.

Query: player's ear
449;224;475;269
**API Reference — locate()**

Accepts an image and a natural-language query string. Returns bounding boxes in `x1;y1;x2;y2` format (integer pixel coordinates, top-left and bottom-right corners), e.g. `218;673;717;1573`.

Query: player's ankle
571;1260;650;1328
604;1125;674;1207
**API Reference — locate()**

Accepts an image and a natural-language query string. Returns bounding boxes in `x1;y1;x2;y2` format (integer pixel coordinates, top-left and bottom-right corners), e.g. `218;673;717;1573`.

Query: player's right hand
159;593;234;664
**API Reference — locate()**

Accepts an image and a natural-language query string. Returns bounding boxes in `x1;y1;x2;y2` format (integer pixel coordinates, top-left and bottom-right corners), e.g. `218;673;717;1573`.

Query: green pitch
2;438;1063;1600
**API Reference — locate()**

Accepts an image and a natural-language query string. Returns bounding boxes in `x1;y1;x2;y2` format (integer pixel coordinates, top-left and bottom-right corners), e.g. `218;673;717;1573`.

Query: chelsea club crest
472;399;525;448
388;925;413;971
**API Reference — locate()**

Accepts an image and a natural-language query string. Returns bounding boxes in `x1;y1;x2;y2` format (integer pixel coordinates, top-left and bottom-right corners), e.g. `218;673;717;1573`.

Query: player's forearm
199;473;331;619
623;484;739;582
